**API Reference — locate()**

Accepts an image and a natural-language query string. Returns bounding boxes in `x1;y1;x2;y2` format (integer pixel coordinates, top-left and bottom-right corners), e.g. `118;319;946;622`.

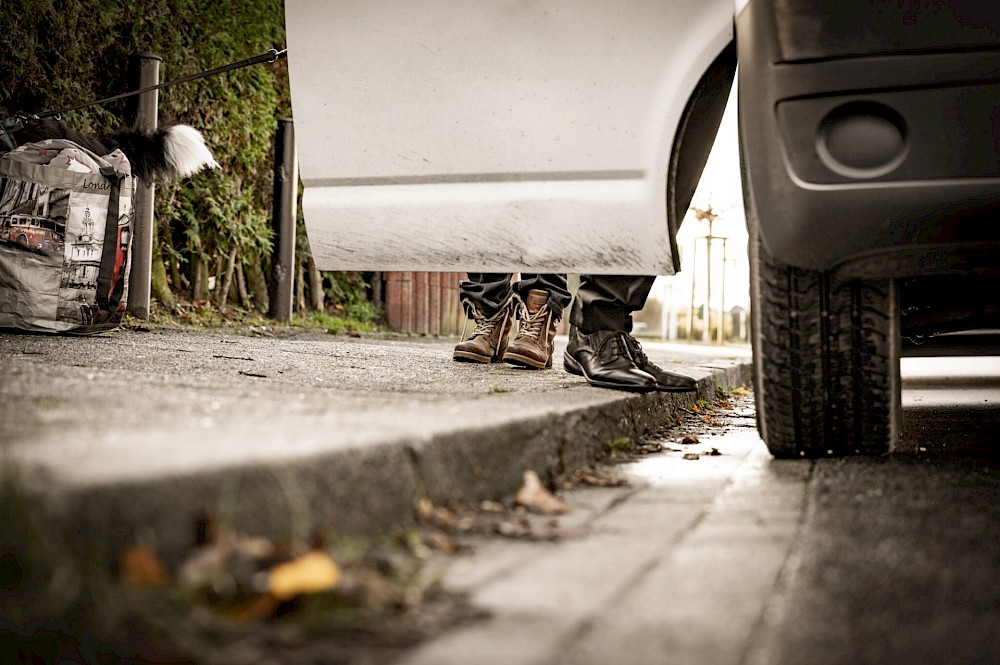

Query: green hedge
1;0;294;310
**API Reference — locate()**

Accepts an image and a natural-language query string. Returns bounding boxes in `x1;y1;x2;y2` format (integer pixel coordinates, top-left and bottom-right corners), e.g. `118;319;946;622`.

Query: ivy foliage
1;0;289;306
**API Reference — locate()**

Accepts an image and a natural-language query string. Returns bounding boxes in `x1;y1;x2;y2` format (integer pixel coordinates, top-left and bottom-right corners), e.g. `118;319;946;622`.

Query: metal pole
718;237;728;345
687;239;697;341
703;223;713;343
127;52;160;319
269;117;297;321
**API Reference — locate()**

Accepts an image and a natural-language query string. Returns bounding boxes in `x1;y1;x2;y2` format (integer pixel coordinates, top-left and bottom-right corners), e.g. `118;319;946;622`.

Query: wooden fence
383;272;466;335
382;272;570;337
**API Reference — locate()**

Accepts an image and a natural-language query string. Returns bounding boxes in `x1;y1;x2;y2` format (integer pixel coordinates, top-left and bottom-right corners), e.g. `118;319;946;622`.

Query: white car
285;0;1000;457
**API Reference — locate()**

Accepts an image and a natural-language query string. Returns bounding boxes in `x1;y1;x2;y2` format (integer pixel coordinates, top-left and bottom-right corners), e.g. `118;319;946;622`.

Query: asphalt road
398;357;1000;665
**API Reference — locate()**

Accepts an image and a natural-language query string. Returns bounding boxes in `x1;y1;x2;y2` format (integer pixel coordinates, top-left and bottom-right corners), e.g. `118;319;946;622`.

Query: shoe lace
515;303;550;340
622;334;648;367
594;331;632;361
466;303;509;339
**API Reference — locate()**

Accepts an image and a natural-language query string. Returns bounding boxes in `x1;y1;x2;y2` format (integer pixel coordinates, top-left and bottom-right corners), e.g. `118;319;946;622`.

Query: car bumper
737;0;1000;272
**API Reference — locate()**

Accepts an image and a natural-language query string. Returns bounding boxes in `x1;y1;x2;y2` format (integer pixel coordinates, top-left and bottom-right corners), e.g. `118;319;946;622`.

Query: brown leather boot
453;298;515;363
504;289;558;369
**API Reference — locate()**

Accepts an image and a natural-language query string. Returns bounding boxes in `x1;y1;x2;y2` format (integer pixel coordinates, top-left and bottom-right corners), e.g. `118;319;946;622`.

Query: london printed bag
0;139;134;333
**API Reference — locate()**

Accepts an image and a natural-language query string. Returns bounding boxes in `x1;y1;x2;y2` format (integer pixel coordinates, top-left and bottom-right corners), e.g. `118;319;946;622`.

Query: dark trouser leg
514;273;571;320
569;274;656;333
460;273;571;320
458;273;515;317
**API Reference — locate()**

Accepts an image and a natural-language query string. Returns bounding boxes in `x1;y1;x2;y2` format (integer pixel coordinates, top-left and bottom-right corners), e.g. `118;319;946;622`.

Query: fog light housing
817;102;908;179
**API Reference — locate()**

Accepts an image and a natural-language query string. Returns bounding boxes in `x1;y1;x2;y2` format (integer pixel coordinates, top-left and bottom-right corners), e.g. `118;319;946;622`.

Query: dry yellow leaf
268;551;341;600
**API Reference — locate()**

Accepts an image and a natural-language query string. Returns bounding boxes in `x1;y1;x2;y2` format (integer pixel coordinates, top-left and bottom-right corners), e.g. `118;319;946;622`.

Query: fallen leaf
679;435;700;445
480;500;506;513
120;545;169;587
636;441;664;454
577;472;626;487
268;551;341;600
423;530;458;554
708;448;722;456
177;543;230;595
683;453;701;461
230;593;279;623
732;386;751;396
515;470;570;515
494;520;529;537
703;415;712;423
691;405;701;413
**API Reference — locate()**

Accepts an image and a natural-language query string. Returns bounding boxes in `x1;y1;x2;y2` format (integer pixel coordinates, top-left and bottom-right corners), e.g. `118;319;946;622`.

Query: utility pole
718;237;728;344
692;204;718;343
687;241;697;341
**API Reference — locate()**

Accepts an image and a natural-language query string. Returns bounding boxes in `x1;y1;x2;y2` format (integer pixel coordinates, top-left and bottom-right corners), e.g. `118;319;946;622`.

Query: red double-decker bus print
3;213;65;252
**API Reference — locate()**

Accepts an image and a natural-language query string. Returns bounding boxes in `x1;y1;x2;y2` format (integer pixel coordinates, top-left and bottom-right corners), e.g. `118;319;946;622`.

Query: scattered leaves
515;470;571;515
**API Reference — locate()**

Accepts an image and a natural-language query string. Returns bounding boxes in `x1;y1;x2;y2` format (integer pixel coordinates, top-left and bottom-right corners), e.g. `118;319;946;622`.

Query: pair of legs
454;273;570;369
456;273;695;392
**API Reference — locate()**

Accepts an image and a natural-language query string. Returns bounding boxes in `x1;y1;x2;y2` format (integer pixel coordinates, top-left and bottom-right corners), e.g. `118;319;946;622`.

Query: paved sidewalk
0;326;751;564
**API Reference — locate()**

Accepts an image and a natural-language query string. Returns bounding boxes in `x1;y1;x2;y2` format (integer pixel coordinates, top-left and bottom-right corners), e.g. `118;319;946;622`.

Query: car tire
749;224;902;457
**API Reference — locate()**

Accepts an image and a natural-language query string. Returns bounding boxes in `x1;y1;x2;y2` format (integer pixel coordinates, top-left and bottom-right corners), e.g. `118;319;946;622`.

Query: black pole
127;52;161;320
269;117;297;321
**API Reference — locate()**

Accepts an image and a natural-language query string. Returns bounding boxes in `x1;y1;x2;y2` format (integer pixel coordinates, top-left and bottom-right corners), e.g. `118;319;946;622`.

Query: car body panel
285;0;734;273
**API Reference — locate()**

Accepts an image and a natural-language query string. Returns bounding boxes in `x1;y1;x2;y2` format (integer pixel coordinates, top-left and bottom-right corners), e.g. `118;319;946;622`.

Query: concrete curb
0;328;753;565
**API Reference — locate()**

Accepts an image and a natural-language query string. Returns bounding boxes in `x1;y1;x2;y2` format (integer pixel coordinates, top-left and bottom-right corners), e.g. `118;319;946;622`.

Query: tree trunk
295;259;306;313
192;256;210;302
217;246;238;309
308;255;324;311
245;256;270;313
235;262;250;308
150;244;175;309
371;271;383;313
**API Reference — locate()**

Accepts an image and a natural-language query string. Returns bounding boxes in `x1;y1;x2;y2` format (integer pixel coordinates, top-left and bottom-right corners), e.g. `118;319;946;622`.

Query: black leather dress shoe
563;327;657;392
622;334;698;392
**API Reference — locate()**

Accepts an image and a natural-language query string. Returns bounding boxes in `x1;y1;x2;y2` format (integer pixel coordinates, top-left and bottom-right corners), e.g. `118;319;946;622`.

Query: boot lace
515;303;550;340
466;304;508;339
